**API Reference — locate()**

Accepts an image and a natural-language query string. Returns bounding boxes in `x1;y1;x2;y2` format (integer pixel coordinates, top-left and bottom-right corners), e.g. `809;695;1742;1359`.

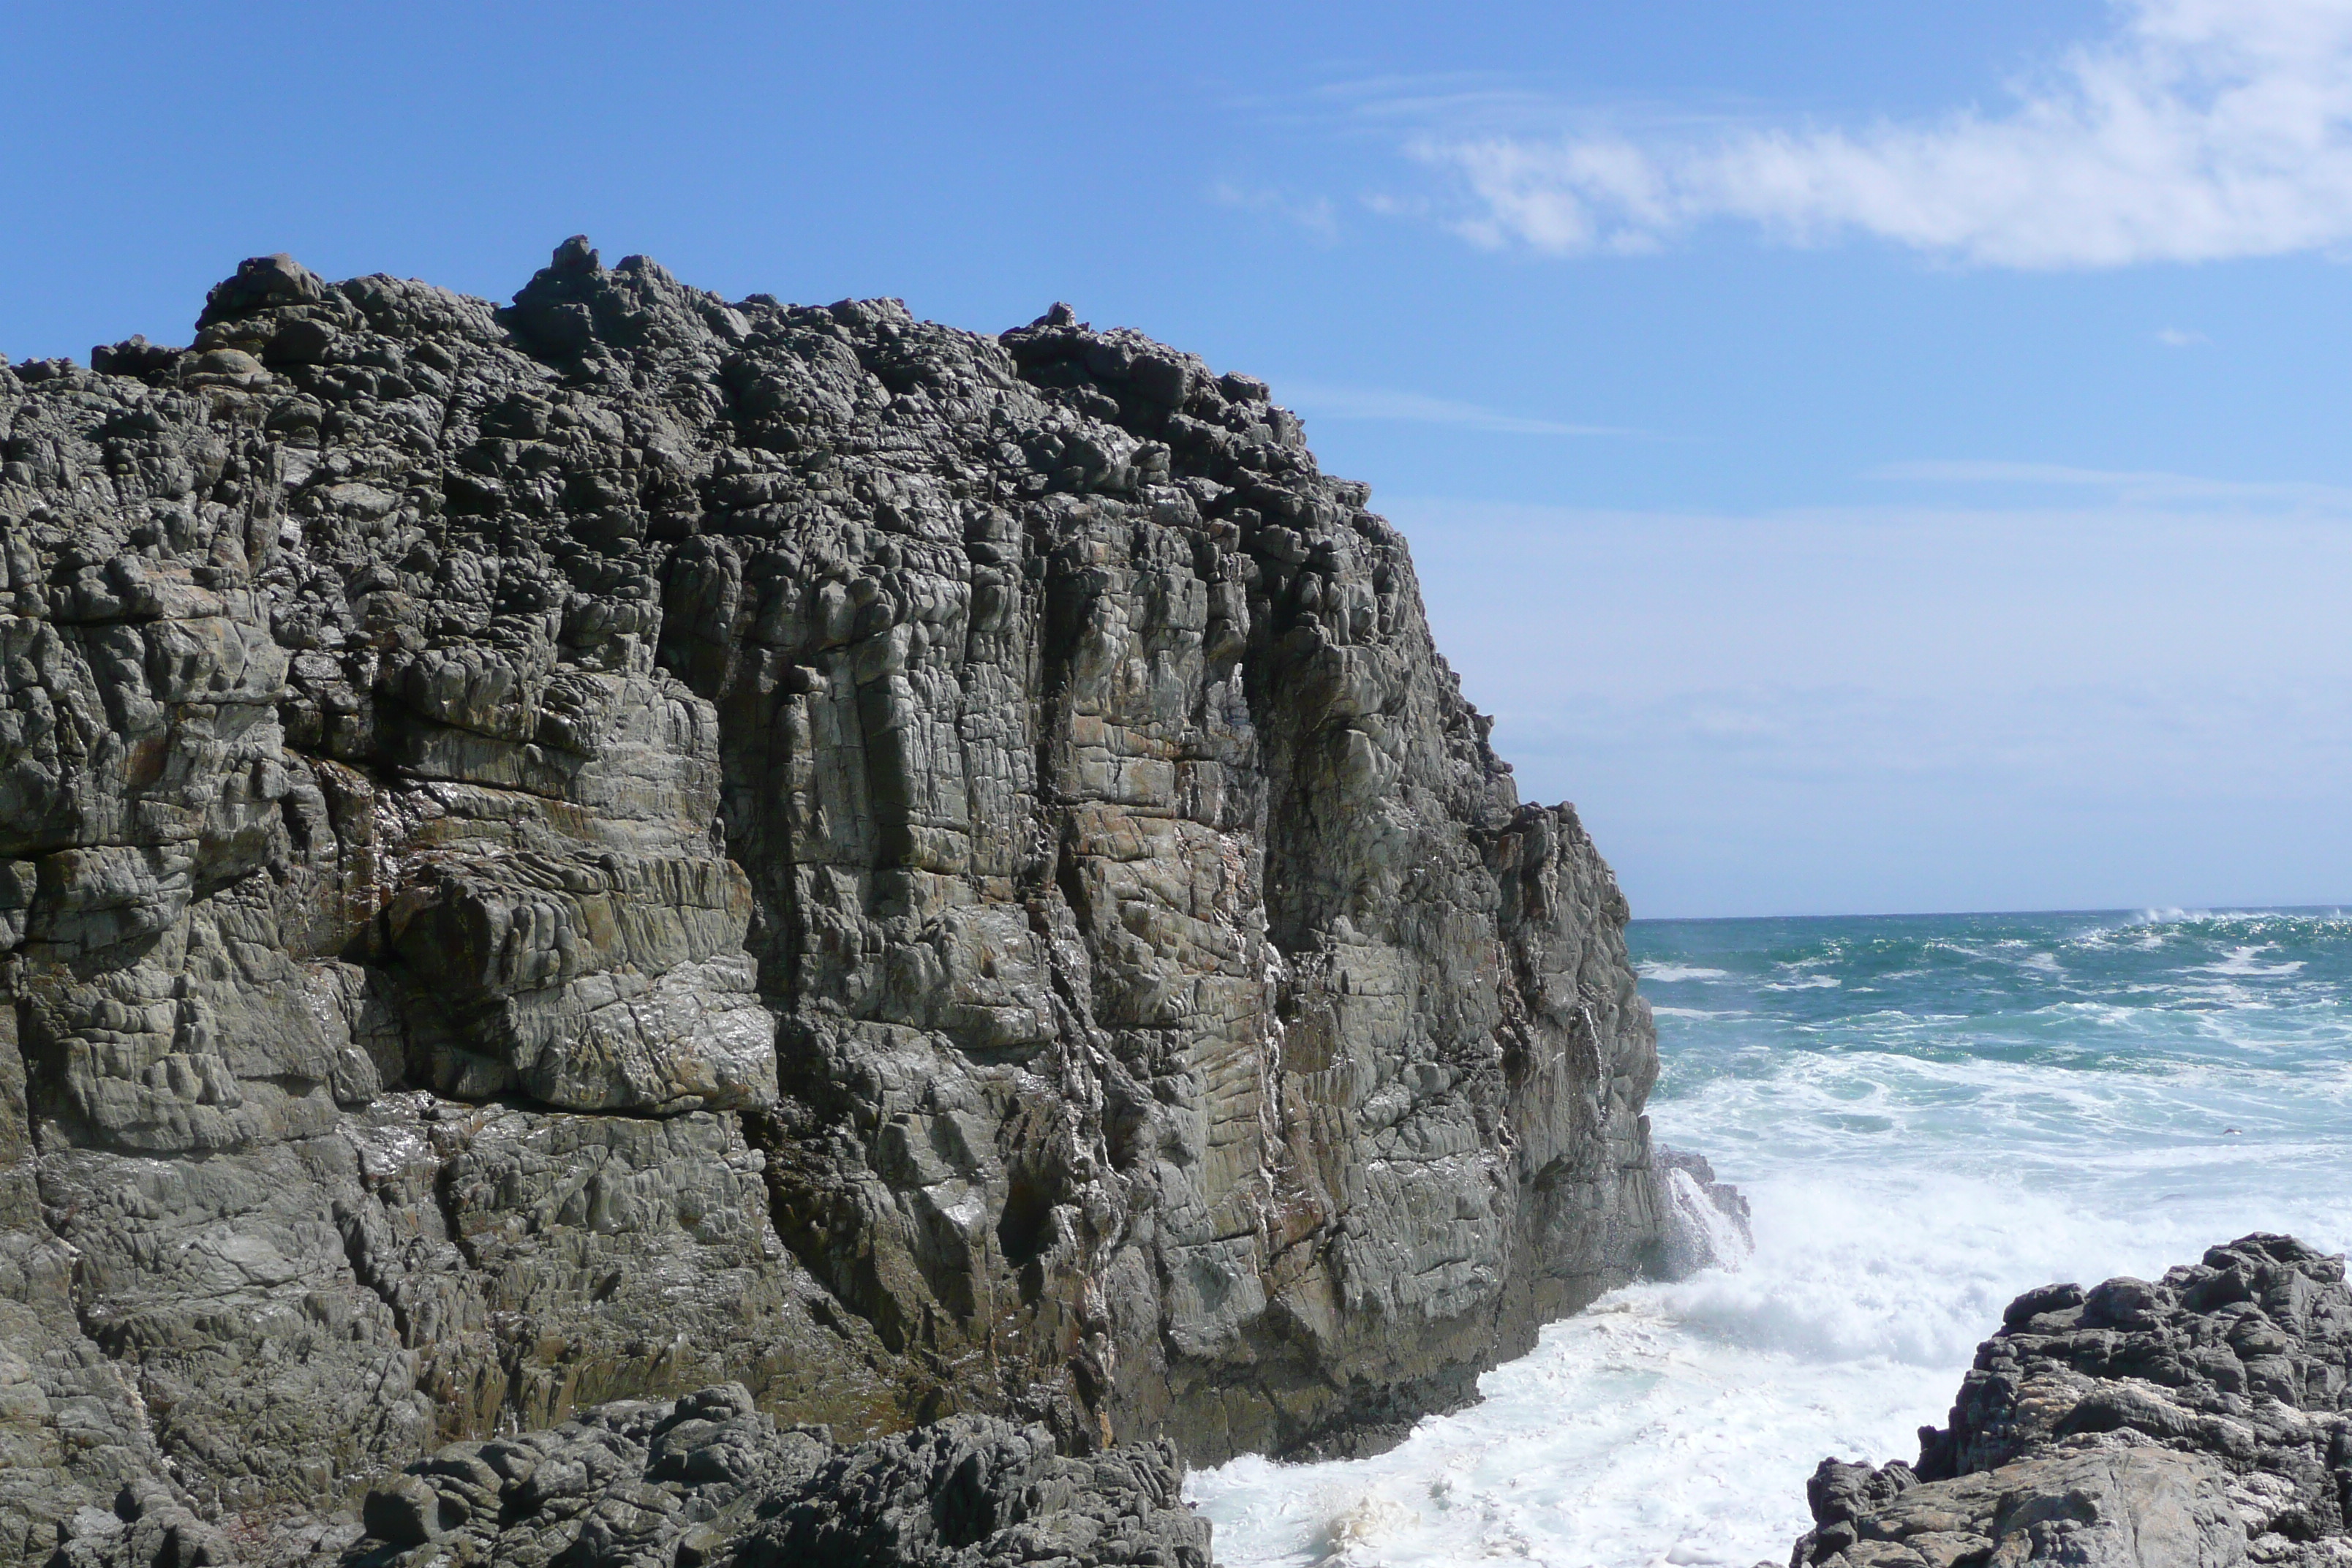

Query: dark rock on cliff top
1790;1233;2352;1567
0;241;1666;1562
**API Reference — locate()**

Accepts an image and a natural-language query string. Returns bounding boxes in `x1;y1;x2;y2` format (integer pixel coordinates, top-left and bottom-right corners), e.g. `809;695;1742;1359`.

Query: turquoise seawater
1191;908;2352;1567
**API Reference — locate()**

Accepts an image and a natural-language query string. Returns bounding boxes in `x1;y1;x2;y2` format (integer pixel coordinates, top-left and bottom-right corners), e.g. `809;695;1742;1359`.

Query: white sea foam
1195;1150;2352;1568
1192;1167;2122;1565
1191;909;2352;1567
1639;964;1730;983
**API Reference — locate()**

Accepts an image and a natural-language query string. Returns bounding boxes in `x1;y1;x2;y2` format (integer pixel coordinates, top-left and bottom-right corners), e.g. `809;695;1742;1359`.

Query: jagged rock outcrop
42;1381;1208;1568
47;1382;1209;1568
0;242;1665;1561
1790;1234;2352;1568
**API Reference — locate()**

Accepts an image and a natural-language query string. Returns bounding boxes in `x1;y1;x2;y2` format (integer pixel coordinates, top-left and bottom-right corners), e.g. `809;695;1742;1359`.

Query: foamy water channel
1188;910;2352;1567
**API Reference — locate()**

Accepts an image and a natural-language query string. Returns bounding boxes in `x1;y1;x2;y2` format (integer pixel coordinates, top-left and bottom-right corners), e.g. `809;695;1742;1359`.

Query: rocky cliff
1792;1235;2352;1568
0;241;1665;1562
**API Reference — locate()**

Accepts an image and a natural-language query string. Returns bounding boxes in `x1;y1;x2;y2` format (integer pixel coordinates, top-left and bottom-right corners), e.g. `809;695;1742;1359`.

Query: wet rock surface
0;245;1665;1561
1791;1235;2352;1567
1649;1144;1752;1280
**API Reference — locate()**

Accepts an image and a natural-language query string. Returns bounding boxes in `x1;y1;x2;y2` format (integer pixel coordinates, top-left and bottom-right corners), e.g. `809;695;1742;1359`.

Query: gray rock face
0;244;1664;1559
1790;1235;2352;1568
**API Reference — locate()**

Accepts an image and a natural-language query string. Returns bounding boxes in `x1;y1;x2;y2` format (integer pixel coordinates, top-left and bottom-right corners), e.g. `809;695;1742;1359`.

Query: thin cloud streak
1389;492;2352;913
1872;459;2352;509
1207;181;1341;241
1405;0;2352;268
1277;380;1637;436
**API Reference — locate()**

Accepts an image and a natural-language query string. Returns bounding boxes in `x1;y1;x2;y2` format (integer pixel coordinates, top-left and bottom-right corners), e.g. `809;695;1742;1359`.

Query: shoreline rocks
1790;1233;2352;1568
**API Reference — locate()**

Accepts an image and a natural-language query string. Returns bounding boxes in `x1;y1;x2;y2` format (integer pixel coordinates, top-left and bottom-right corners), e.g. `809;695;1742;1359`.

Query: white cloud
2155;326;2209;345
1410;0;2352;267
1274;380;1635;436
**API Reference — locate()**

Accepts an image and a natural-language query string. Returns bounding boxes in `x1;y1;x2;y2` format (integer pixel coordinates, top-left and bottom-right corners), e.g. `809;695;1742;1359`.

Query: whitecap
2198;945;2306;978
1642;964;1731;983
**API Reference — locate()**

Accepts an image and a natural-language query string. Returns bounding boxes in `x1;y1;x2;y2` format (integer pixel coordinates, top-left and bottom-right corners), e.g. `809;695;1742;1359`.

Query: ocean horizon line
1630;901;2352;926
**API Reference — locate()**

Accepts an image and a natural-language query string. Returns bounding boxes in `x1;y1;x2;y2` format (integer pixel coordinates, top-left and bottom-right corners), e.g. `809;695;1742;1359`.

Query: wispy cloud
1276;379;1635;436
2155;327;2209;347
1208;181;1341;241
1871;459;2352;509
1403;0;2352;268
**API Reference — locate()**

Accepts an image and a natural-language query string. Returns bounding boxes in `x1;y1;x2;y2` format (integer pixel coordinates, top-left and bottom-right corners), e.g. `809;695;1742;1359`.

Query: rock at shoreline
1789;1233;2352;1567
0;244;1674;1559
1651;1144;1753;1280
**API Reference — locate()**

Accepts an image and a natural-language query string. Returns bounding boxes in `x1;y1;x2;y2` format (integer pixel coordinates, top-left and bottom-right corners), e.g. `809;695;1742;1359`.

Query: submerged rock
0;244;1675;1558
1789;1233;2352;1567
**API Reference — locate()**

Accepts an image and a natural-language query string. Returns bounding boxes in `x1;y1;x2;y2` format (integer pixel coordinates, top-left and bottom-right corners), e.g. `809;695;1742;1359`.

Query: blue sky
7;1;2350;917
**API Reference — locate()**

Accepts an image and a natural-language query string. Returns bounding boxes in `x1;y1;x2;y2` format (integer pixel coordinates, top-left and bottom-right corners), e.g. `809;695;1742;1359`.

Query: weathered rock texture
0;242;1665;1561
318;1383;1207;1568
1791;1235;2352;1568
45;1382;1210;1568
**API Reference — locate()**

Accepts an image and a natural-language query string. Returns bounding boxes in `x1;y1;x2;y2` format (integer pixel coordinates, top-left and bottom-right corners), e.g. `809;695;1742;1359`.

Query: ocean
1188;908;2352;1567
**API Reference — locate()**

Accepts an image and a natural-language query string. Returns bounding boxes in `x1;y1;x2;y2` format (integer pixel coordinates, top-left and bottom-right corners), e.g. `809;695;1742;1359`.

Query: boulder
1790;1234;2352;1567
